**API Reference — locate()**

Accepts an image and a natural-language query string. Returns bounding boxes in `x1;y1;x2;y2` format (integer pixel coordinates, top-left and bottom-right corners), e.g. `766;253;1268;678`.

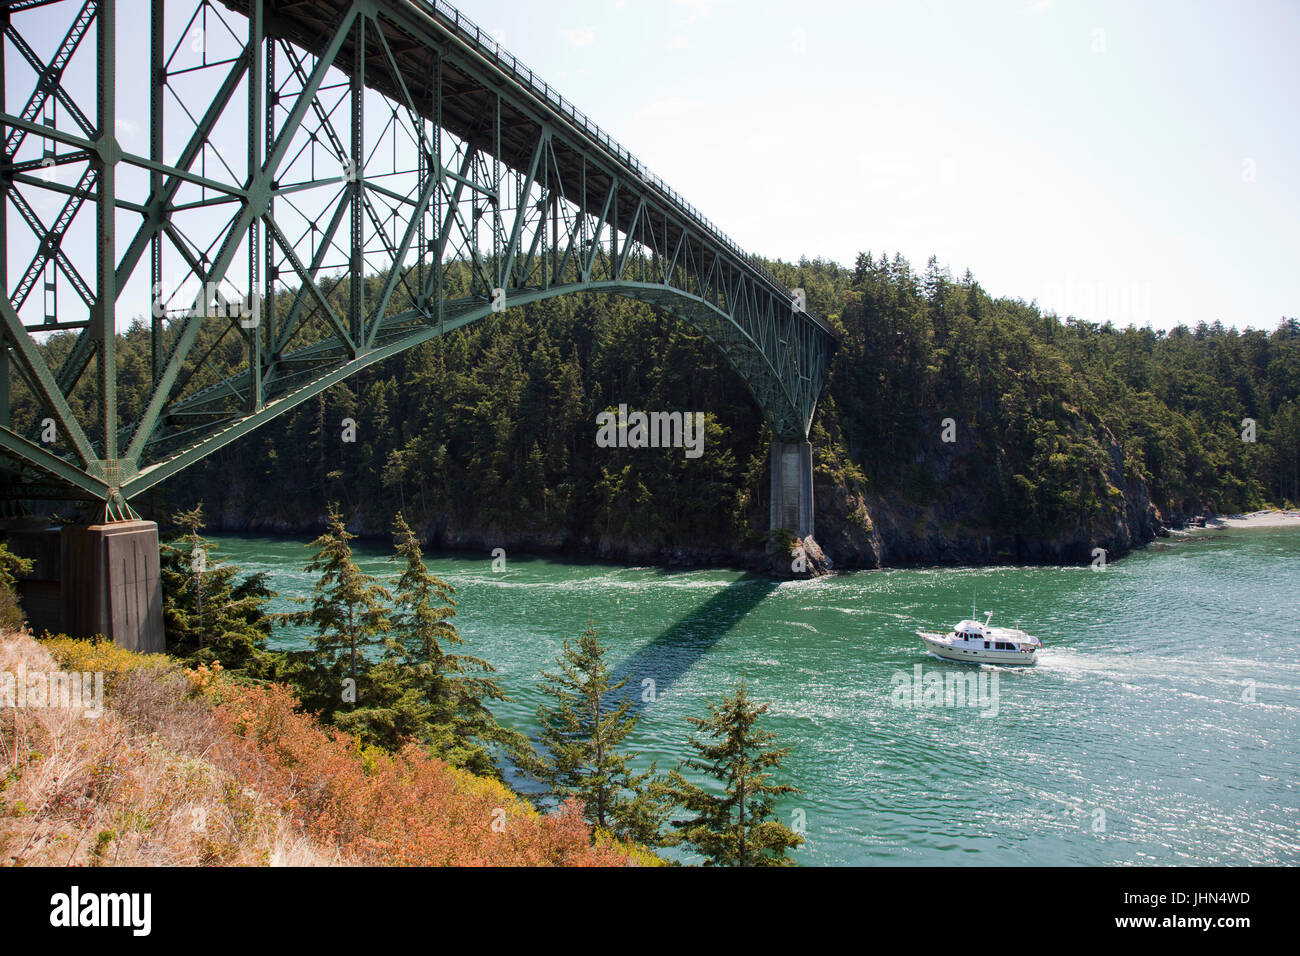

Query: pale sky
455;0;1300;330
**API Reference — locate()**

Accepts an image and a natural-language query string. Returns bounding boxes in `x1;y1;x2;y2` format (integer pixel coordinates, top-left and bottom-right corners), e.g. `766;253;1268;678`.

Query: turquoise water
219;527;1300;865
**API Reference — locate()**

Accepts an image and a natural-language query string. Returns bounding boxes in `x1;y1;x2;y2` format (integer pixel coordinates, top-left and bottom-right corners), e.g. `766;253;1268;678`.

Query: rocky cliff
194;428;1161;577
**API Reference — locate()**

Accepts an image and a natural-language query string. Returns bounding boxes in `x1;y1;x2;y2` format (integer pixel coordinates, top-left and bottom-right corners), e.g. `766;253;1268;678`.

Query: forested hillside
18;253;1300;569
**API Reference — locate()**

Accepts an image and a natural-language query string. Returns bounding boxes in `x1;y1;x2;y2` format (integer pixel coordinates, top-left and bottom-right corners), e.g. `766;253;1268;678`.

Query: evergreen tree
13;252;1298;574
347;512;525;774
532;620;670;845
290;504;390;717
664;681;803;866
159;503;277;672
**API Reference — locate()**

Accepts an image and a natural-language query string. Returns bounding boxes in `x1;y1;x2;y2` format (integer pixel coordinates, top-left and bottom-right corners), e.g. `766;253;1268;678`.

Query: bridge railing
418;0;804;308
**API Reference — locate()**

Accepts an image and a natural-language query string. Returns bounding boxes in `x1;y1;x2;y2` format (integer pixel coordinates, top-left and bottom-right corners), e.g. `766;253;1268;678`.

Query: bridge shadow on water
612;573;780;720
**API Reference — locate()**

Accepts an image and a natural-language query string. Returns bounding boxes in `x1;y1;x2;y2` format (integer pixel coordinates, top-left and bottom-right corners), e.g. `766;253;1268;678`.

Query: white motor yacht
917;611;1041;666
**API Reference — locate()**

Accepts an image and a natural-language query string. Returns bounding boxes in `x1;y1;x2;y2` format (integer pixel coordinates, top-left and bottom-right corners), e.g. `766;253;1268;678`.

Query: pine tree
291;504;390;716
923;254;944;301
351;512;525;774
532;620;670;845
159;503;276;671
664;681;803;866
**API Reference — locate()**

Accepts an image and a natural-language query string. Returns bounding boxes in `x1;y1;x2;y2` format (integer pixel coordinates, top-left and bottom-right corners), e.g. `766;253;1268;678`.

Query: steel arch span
0;0;838;518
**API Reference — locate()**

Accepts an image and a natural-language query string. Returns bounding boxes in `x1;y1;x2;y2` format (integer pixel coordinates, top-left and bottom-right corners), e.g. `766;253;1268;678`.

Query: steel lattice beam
0;0;838;514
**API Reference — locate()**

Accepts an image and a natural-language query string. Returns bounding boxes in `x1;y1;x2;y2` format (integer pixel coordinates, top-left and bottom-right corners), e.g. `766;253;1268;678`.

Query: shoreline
208;527;1154;576
1203;510;1300;530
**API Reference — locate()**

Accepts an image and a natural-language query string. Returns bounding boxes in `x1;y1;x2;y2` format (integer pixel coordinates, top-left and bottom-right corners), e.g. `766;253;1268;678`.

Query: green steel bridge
0;0;837;646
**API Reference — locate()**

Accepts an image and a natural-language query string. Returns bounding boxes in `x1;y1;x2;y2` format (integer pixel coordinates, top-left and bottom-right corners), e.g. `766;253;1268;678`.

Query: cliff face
193;407;1164;573
205;497;823;575
809;467;882;568
848;476;1158;567
806;426;1161;569
197;435;1160;574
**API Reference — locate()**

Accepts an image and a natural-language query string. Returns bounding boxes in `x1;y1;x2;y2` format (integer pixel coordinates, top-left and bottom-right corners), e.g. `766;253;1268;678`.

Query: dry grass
201;679;644;866
0;631;341;866
2;631;653;867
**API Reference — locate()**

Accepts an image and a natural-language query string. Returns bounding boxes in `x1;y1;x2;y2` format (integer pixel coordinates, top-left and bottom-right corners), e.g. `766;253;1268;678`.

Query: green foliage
531;620;671;846
17;250;1291;556
0;541;33;631
122;278;763;554
827;253;1300;526
662;681;803;866
338;513;526;777
96;256;1291;560
159;503;279;675
288;504;391;720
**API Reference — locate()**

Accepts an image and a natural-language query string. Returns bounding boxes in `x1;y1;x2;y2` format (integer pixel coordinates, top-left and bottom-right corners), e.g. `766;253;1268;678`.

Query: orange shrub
207;681;637;866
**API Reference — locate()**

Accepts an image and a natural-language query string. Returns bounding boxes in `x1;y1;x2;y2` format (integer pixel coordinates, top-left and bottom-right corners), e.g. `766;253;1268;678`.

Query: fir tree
664;681;803;866
159;503;276;672
346;512;525;774
532;620;670;845
291;504;390;716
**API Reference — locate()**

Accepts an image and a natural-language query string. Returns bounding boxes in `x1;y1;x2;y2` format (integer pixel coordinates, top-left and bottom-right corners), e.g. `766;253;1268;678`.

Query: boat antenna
971;585;977;620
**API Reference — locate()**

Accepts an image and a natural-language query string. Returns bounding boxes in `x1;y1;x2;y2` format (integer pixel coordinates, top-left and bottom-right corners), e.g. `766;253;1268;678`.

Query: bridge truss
0;0;838;518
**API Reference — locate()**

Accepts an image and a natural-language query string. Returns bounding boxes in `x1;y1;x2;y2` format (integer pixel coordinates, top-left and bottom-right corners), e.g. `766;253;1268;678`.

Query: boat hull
917;631;1038;666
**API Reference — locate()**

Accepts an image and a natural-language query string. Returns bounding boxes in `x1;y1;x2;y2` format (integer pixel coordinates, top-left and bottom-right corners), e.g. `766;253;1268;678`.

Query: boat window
984;641;990;649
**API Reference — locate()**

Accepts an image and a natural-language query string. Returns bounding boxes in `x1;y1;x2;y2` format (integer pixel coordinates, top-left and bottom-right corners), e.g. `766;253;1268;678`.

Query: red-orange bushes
206;681;635;866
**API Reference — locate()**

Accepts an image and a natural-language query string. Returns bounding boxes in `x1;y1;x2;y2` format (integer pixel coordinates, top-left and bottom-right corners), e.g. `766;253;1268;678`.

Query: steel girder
0;0;838;514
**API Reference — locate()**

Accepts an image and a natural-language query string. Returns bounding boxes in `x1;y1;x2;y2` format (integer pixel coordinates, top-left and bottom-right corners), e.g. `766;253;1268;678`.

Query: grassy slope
0;631;655;867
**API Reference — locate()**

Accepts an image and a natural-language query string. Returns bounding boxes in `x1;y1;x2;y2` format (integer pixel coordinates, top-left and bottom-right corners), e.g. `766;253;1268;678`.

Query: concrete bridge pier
8;520;165;652
769;440;815;539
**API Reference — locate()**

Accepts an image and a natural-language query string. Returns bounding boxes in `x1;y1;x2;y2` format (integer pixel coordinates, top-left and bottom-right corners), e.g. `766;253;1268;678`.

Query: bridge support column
769;440;815;539
59;521;165;652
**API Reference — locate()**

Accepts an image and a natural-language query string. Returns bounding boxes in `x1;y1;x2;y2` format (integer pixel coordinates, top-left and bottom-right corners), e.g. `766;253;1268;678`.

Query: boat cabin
952;619;1027;651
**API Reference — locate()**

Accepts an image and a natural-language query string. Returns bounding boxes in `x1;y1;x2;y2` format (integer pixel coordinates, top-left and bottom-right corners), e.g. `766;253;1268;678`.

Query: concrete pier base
63;521;165;652
769;440;814;539
8;520;164;652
